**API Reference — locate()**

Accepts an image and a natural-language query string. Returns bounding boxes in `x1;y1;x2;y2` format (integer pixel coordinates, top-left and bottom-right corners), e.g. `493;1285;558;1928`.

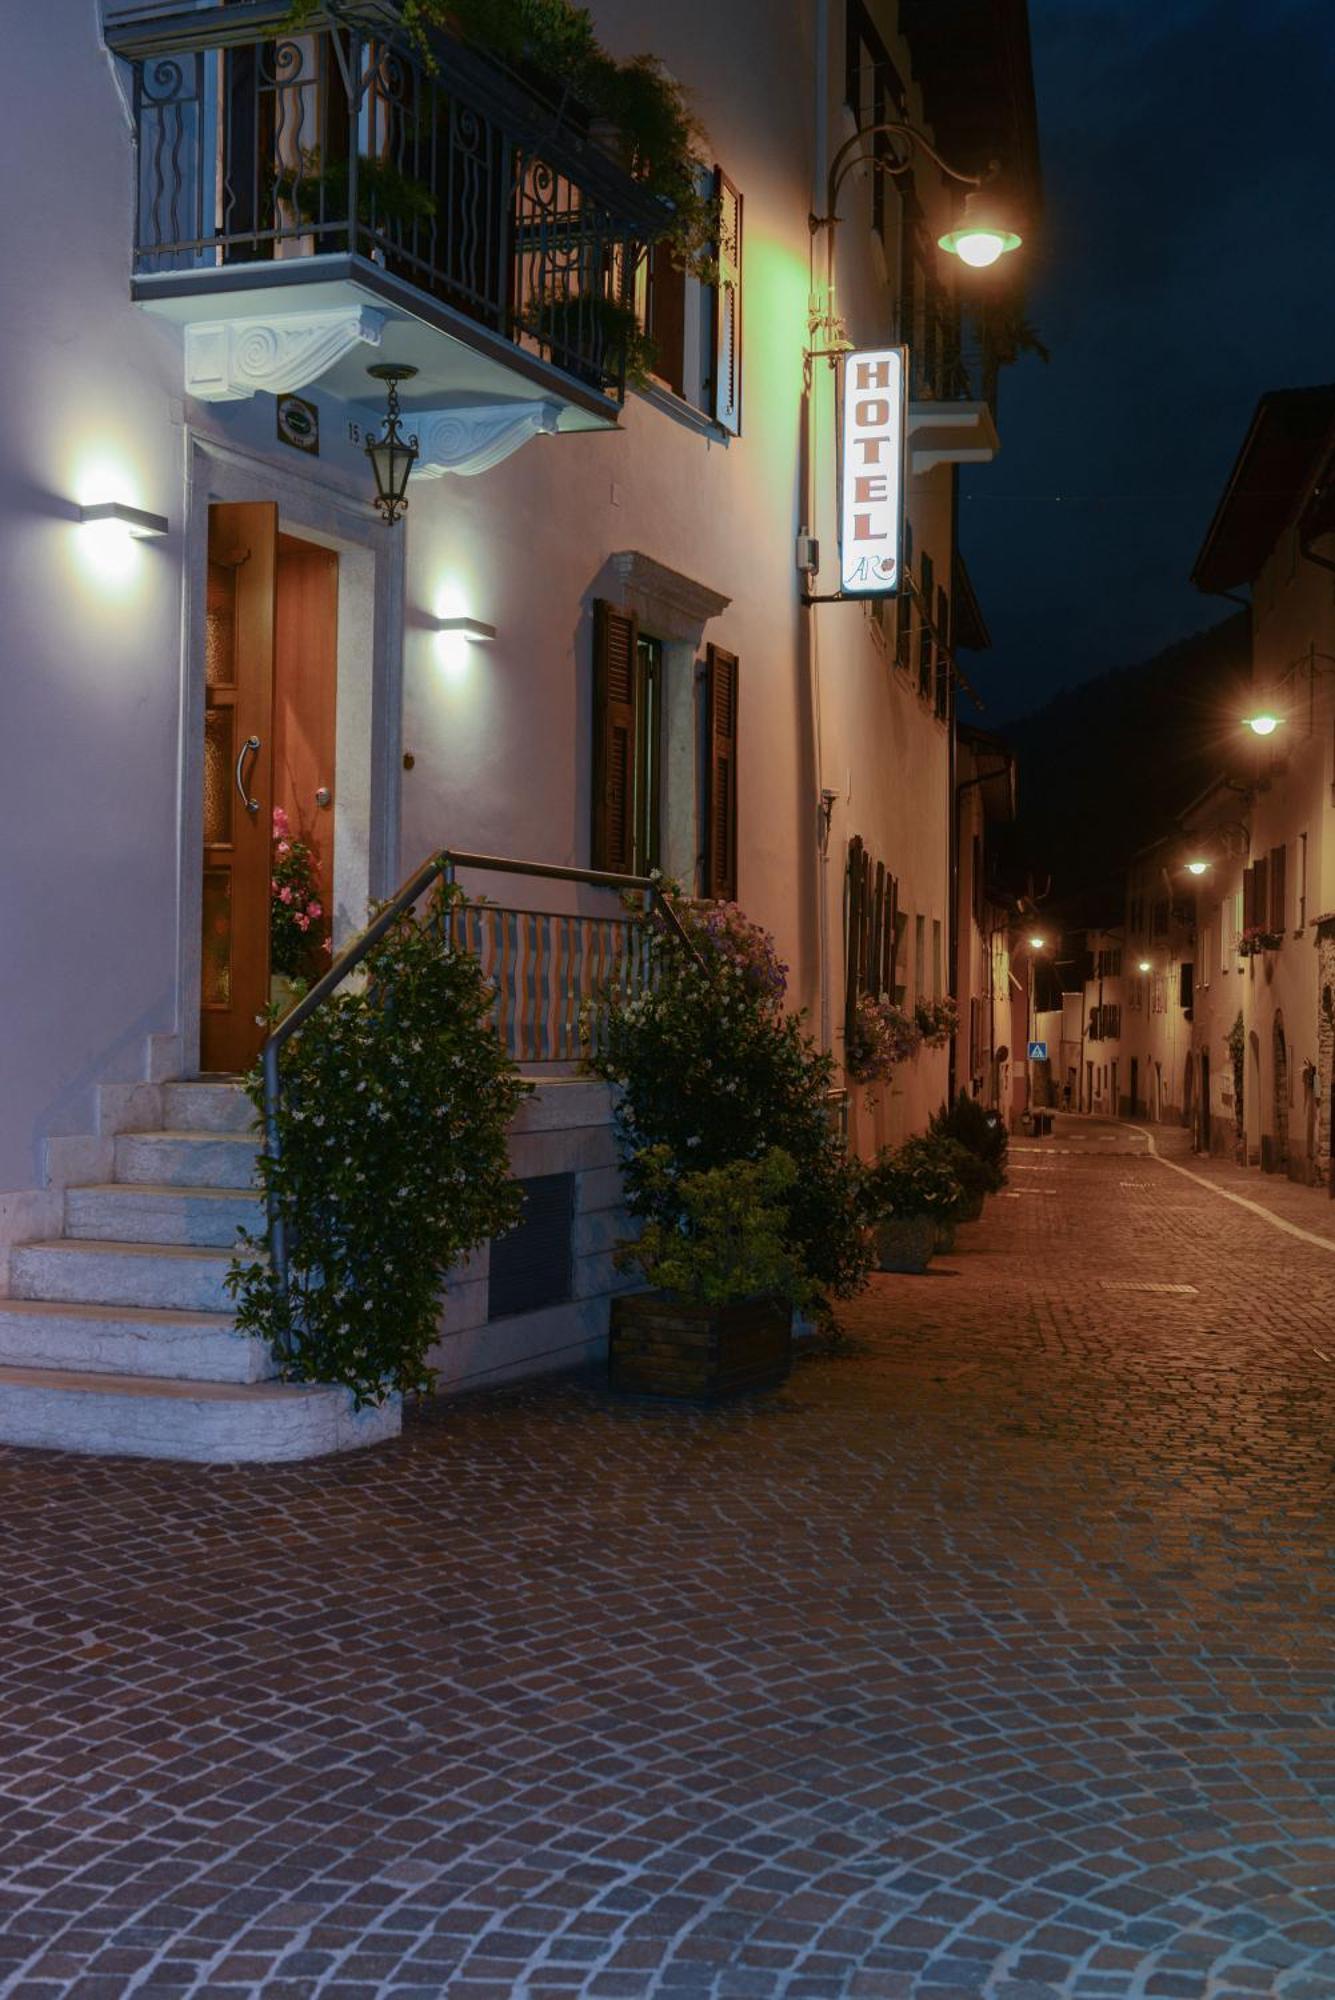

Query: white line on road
1130;1123;1335;1256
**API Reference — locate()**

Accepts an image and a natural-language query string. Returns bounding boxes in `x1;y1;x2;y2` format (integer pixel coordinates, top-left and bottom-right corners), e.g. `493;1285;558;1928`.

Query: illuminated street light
1185;859;1210;876
1244;712;1282;737
1029;935;1046;950
938;186;1023;268
1139;959;1152;973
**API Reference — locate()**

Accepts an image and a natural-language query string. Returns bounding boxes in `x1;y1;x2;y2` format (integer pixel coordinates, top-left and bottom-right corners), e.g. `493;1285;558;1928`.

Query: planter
874;1215;937;1273
609;1293;792;1399
956;1189;986;1224
933;1217;957;1254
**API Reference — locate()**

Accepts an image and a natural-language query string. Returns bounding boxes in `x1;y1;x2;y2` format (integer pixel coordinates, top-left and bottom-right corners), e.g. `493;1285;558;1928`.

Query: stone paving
1;1115;1334;2000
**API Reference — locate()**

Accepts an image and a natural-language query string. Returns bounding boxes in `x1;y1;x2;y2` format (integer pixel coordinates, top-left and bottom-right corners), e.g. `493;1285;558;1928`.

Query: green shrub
618;1148;811;1308
861;1141;963;1223
929;1090;1008;1189
588;898;870;1320
228;881;531;1406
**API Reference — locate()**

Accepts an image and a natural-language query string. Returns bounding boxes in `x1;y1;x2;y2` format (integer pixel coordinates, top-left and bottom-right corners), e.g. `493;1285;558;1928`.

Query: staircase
0;1080;400;1462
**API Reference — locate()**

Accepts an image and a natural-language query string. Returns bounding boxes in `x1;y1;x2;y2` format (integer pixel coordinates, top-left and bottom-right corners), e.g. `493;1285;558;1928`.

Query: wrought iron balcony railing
107;3;670;403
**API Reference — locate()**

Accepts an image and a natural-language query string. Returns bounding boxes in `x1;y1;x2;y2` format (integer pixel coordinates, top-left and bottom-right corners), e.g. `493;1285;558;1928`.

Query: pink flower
272;806;290;833
276;840;291;857
295;913;310;931
279;886;294;905
306;901;322;919
323;936;332;953
271;878;280;892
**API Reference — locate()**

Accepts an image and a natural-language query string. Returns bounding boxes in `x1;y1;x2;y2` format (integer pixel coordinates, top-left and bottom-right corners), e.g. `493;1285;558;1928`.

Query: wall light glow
1244;712;1281;737
1185;859;1210;876
431;579;484;680
71;459;164;588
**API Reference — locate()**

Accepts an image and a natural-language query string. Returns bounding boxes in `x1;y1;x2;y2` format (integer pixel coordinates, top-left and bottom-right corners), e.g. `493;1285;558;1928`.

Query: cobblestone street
2;1116;1334;2000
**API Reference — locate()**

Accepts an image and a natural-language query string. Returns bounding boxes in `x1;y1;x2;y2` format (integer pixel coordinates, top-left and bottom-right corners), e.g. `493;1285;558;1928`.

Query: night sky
959;0;1335;725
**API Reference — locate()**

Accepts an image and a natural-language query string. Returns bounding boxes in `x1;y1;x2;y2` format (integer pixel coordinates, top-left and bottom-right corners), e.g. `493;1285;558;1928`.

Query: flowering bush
228;879;531;1405
270;806;331;983
914;995;960;1048
845;993;922;1083
588;895;870;1319
1238;925;1282;957
617;1147;811;1308
861;1140;964;1222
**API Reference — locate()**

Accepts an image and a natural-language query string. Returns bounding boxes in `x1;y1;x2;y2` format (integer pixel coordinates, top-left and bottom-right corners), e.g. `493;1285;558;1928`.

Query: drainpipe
947;467;960;1104
804;0;833;1058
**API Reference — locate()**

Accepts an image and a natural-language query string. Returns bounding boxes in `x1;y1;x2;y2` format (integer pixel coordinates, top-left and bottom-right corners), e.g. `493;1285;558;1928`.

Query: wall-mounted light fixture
431;616;497;644
1138;959;1152;973
78;501;169;539
1185;859;1211;876
1243;711;1282;737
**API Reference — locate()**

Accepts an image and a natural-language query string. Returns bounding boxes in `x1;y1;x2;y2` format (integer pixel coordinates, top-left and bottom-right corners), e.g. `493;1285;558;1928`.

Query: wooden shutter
1251;856;1268;932
591;600;639;873
711;170;743;435
705;643;739;900
1269;844;1287;932
647;246;686;398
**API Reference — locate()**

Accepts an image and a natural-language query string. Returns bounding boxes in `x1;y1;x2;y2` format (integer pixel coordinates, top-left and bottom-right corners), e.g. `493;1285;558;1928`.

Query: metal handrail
260;849;697;1289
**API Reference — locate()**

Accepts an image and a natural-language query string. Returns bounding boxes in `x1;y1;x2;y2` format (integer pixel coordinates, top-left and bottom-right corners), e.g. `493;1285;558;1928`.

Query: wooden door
201;502;278;1073
273;536;339;934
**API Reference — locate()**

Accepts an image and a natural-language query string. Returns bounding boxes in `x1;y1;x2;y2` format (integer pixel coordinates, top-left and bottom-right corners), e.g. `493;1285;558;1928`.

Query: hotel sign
840;347;906;597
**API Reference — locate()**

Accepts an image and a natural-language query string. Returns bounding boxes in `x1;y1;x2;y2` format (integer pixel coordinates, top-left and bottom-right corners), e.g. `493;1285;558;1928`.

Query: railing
108;3;668;402
446;903;651;1065
261;851;695;1288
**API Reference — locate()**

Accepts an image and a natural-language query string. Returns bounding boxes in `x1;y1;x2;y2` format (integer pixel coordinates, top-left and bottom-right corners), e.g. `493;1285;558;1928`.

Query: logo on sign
840;347;905;597
1027;1041;1049;1062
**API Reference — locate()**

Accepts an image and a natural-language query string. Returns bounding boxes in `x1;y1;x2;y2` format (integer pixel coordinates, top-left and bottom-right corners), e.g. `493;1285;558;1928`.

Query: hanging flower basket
1238;926;1283;957
846;993;922;1083
914;995;960;1049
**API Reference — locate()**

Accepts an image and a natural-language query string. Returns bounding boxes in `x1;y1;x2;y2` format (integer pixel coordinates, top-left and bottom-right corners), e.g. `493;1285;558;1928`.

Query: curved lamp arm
813;122;991;230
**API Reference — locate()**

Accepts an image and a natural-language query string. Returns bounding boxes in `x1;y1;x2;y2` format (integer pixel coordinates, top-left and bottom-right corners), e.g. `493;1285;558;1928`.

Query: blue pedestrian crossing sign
1027;1041;1049;1061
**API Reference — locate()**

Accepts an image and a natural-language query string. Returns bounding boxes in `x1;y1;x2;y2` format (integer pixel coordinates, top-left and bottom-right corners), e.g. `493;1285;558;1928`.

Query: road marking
1098;1281;1199;1296
1130;1123;1335;1256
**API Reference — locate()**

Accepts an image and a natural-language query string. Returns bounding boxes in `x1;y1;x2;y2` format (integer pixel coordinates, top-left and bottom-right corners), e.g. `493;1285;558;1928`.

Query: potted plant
588;890;870;1328
609;1149;808;1398
845;991;923;1085
895;1133;987;1251
928;1090;1008;1203
914;995;960;1049
861;1143;963;1273
269;807;330;1020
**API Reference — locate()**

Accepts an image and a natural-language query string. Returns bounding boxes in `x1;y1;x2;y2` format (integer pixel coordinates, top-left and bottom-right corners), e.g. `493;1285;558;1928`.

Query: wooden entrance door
201;502;278;1073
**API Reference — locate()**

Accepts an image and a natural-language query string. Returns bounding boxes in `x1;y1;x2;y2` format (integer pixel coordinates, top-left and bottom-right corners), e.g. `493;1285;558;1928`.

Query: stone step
0;1300;275;1384
0;1365;400;1463
66;1183;263;1249
162;1080;256;1134
11;1240;243;1314
114;1131;259;1190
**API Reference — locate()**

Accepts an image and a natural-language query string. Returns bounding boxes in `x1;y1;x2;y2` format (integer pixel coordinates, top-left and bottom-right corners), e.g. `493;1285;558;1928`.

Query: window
918;552;935;698
932;919;943;999
590;601;662;876
1269;843;1287;933
844;2;907;246
934;586;951;720
635;168;742;433
915;914;926;1000
845;835;901;1027
897;518;914;672
488;1175;574;1320
704;644;739;900
1151;899;1169;937
1300;831;1308;929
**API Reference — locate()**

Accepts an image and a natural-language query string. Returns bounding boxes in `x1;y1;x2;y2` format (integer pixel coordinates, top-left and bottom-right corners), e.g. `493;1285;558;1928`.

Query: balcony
105;3;671;442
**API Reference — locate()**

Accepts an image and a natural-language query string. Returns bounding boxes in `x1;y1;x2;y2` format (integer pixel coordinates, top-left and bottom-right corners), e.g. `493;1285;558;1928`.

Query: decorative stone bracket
409;400;563;479
607;551;732;643
185;305;386;402
907;399;1000;475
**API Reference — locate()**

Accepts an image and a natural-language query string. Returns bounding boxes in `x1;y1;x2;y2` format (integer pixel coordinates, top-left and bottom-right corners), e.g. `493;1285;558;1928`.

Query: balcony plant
914;995;960;1049
228;880;531;1407
845;992;922;1084
608;1148;808;1397
587;890;870;1326
520;292;658;390
287;0;719;276
272;151;439;235
1238;924;1283;957
860;1142;963;1273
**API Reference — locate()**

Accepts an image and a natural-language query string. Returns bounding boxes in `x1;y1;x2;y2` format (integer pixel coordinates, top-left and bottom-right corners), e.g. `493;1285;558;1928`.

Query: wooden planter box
609;1293;792;1399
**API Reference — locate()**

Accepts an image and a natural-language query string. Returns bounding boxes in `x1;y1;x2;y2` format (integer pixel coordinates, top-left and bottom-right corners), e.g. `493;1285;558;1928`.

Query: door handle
234;735;261;816
315;786;332;809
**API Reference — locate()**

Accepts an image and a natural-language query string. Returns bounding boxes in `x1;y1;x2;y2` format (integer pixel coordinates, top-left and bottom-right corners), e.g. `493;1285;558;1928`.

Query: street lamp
365;364;420;524
1185;859;1210;876
1243;711;1282;736
1138;959;1152;973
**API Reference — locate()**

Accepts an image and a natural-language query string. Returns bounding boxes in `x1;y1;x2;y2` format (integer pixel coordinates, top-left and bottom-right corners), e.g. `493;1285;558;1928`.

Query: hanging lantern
365;364;419;524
